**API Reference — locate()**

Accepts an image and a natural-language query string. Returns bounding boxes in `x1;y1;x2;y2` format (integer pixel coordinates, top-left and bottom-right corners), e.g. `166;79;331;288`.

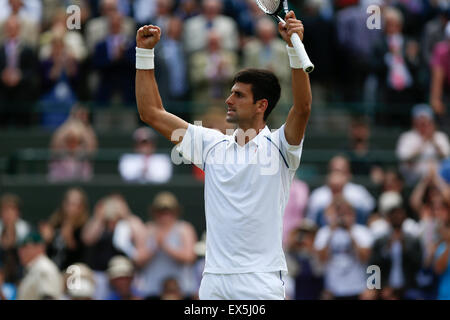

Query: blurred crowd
0;0;449;128
1;0;450;301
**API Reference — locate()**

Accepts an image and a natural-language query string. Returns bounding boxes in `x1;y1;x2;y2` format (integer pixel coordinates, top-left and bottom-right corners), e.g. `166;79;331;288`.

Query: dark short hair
232;68;281;121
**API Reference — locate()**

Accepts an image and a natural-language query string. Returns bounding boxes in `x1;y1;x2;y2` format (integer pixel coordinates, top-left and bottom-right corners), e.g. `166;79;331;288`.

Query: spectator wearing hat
368;200;423;300
63;263;96;300
396;104;450;186
17;231;63;300
81;194;146;300
430;21;450;132
133;191;197;299
286;219;324;300
314;196;373;300
118;127;173;184
107;255;142;300
0;193;30;284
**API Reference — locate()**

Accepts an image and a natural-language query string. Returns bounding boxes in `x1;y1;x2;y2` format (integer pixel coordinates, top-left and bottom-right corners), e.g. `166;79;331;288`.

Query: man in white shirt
134;11;312;299
396;104;450;185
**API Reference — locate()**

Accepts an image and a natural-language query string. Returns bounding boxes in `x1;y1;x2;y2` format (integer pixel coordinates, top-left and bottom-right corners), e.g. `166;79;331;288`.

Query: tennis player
135;10;311;300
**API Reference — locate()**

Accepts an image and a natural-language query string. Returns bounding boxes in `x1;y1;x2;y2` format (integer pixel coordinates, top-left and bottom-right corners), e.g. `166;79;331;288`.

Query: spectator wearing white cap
118;127;173;184
107;255;142;300
396;104;450;186
63;263;96;300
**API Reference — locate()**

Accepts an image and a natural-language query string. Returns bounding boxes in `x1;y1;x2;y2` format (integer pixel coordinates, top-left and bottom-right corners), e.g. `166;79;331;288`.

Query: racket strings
256;0;281;14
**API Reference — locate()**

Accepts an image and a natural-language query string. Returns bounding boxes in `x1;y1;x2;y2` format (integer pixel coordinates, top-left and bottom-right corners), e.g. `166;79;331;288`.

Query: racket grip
290;33;314;73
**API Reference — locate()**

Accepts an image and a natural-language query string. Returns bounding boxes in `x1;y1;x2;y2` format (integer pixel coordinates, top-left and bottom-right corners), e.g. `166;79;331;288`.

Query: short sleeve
275;124;304;170
175;124;225;169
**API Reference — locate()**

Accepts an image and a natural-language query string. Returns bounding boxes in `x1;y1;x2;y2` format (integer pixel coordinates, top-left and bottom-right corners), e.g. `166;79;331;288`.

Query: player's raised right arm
135;25;188;144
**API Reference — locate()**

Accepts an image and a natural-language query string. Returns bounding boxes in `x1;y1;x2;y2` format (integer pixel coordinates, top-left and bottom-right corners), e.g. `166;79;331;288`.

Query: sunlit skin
225;82;268;145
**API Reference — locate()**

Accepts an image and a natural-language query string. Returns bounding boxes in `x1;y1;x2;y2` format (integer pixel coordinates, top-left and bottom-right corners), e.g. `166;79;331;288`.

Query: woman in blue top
434;221;450;300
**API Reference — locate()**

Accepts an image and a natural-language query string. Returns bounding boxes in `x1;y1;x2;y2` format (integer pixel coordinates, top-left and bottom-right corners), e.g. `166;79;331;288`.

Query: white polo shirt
176;123;304;274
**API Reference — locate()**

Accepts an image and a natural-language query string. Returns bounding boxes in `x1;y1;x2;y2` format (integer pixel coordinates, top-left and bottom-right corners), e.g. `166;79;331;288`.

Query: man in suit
0;14;38;127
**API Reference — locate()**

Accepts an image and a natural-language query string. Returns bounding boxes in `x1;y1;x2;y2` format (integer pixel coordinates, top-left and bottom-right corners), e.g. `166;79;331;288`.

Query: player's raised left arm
278;11;312;145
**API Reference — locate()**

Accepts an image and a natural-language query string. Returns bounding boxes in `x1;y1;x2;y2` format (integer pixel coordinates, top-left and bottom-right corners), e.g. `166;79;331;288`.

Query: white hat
107;255;134;279
378;191;403;215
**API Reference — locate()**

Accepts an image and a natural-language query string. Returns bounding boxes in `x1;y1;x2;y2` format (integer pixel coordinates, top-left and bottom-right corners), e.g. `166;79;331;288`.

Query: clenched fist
136;25;161;50
278;11;304;47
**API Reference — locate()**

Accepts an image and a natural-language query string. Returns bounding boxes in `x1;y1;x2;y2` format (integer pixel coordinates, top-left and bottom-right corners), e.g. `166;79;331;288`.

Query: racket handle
290;33;314;73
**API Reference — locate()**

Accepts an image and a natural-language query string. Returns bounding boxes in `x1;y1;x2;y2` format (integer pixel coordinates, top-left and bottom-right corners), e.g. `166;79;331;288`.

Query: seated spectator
0;0;41;25
189;30;238;114
82;194;146;300
159;277;187;300
62;263;96;300
183;0;239;54
314;196;373;300
0;193;30;284
430;22;450;131
343;117;384;185
286;219;324;300
39;188;89;270
396;104;450;186
146;0;174;35
38;29;80;129
133;192;197;299
242;17;291;125
92;10;135;105
48;119;97;182
85;0;135;53
119;127;173;184
283;177;309;248
0;0;40;48
0;263;16;300
306;155;375;227
0;14;38;127
17;231;63;300
434;220;450;300
175;0;201;21
369;191;421;241
107;255;142;300
369;202;423;300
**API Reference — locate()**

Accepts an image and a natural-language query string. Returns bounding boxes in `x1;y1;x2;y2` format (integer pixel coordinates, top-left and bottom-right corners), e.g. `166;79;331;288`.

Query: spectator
81;194;146;300
132;0;157;25
0;0;40;48
38;29;80;129
314;196;373;299
92;10;135;105
39;188;89;270
242;16;291;124
369;200;423;300
48;119;96;182
189;30;238;114
420;3;449;66
85;0;135;53
306;155;375;227
286;219;324;300
343;117;384;184
118;127;173;184
430;21;450;131
282;177;310;248
147;0;175;35
183;0;239;54
0;14;38;127
133;191;197;299
17;231;63;300
371;6;423;125
0;0;42;25
396;104;450;186
63;262;96;300
159;277;186;300
175;0;201;21
107;255;142;300
0;193;30;284
434;220;450;300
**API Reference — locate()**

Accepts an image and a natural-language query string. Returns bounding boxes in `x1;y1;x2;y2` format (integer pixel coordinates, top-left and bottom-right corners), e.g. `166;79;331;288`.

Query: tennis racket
255;0;314;73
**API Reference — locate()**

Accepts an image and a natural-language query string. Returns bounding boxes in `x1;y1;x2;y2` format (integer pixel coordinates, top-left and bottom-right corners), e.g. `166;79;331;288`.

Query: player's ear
256;99;268;115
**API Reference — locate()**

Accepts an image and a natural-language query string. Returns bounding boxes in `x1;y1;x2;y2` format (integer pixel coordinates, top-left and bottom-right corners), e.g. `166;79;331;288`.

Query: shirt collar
226;126;270;149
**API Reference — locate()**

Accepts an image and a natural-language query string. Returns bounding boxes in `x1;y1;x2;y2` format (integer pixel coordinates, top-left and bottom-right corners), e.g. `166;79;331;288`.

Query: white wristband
286;45;302;69
136;47;154;70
